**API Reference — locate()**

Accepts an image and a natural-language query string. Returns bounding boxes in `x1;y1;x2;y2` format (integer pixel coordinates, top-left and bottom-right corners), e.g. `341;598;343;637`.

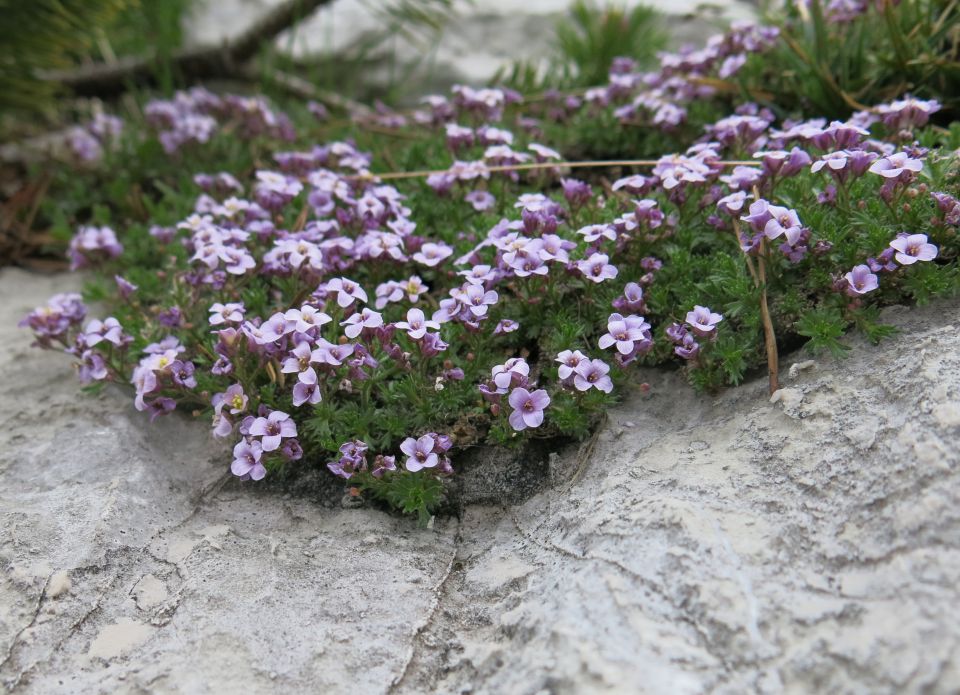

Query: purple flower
741;199;773;233
412;242;454;268
158;306;183;328
115;276;137;299
717;191;749;216
612;282;646;314
877;97;940;130
249;411;297;452
284;304;332;334
674;333;700;360
465;190;496;212
341;308;384;339
577;224;617;243
492;357;530;392
573;359;613;393
507;387;550;431
493;319;519;335
459;284;498;318
578;253;618;283
231;439;266;481
556;349;587;380
401;434;439;472
561;178;593;208
19;292;87;346
869;152;923;181
77;350;108;384
68;226;123;270
82;317;127;348
214;383;248;415
326;277;368;308
292;368;322;406
844;265;879;295
170;360;197;388
599;313;651;355
371;454;397;478
889;233;938;265
420;332;449;358
685;305;723;337
754;147;811;178
395;308;440;340
763;205;804;246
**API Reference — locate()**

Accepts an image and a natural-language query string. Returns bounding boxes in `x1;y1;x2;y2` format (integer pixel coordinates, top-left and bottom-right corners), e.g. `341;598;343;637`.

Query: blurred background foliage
494;0;668;91
743;0;960;120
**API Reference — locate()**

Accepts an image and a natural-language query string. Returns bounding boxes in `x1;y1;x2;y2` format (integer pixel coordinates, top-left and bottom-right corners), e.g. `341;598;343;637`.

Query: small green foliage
358;471;445;526
796;307;852;358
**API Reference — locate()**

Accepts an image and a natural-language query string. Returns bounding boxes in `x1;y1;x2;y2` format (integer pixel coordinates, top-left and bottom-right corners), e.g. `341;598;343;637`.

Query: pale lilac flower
231;439;266;480
561;178;592;208
741;199;773;232
396;308;440;340
19;292;87;346
869;152;923;180
556;349;587;380
763;205;804;245
492;357;530;392
311;338;355;366
282;342;314;374
401;434;439;472
877;97;941;130
889;233;938;265
170;360;197;388
371;454;397;478
844;265;879;295
507;388;550;431
685;305;723;337
529;143;561;161
599;313;651;355
460;284;498;317
675;333;700;360
68;225;123;270
326;277;368;308
115;276;137;299
465;190;496;212
292;368;322;406
717;191;749;216
214;383;248;416
612;282;646;314
341;308;384;339
82;317;127;347
284;304;332;334
413;242;454;267
249;411;297;452
420;332;448;358
258;312;293;344
753;147;811;177
493;319;519;335
577;224;616;243
458;264;497;286
578;253;618;283
574;359;613;393
209;302;245;326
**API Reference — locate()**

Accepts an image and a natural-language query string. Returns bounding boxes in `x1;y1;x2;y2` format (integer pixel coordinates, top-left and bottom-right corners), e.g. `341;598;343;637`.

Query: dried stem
757;238;780;395
348;158;761;182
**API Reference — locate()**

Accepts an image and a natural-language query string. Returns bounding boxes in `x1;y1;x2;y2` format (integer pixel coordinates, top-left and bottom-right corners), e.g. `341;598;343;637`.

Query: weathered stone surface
186;0;755;87
2;264;959;694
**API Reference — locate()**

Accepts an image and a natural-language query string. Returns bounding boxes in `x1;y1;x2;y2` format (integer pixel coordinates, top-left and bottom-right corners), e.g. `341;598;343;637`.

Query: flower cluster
20;2;956;523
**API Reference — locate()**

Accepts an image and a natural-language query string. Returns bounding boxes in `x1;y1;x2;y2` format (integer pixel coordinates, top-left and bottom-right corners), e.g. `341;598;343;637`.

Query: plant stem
757;239;780;395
